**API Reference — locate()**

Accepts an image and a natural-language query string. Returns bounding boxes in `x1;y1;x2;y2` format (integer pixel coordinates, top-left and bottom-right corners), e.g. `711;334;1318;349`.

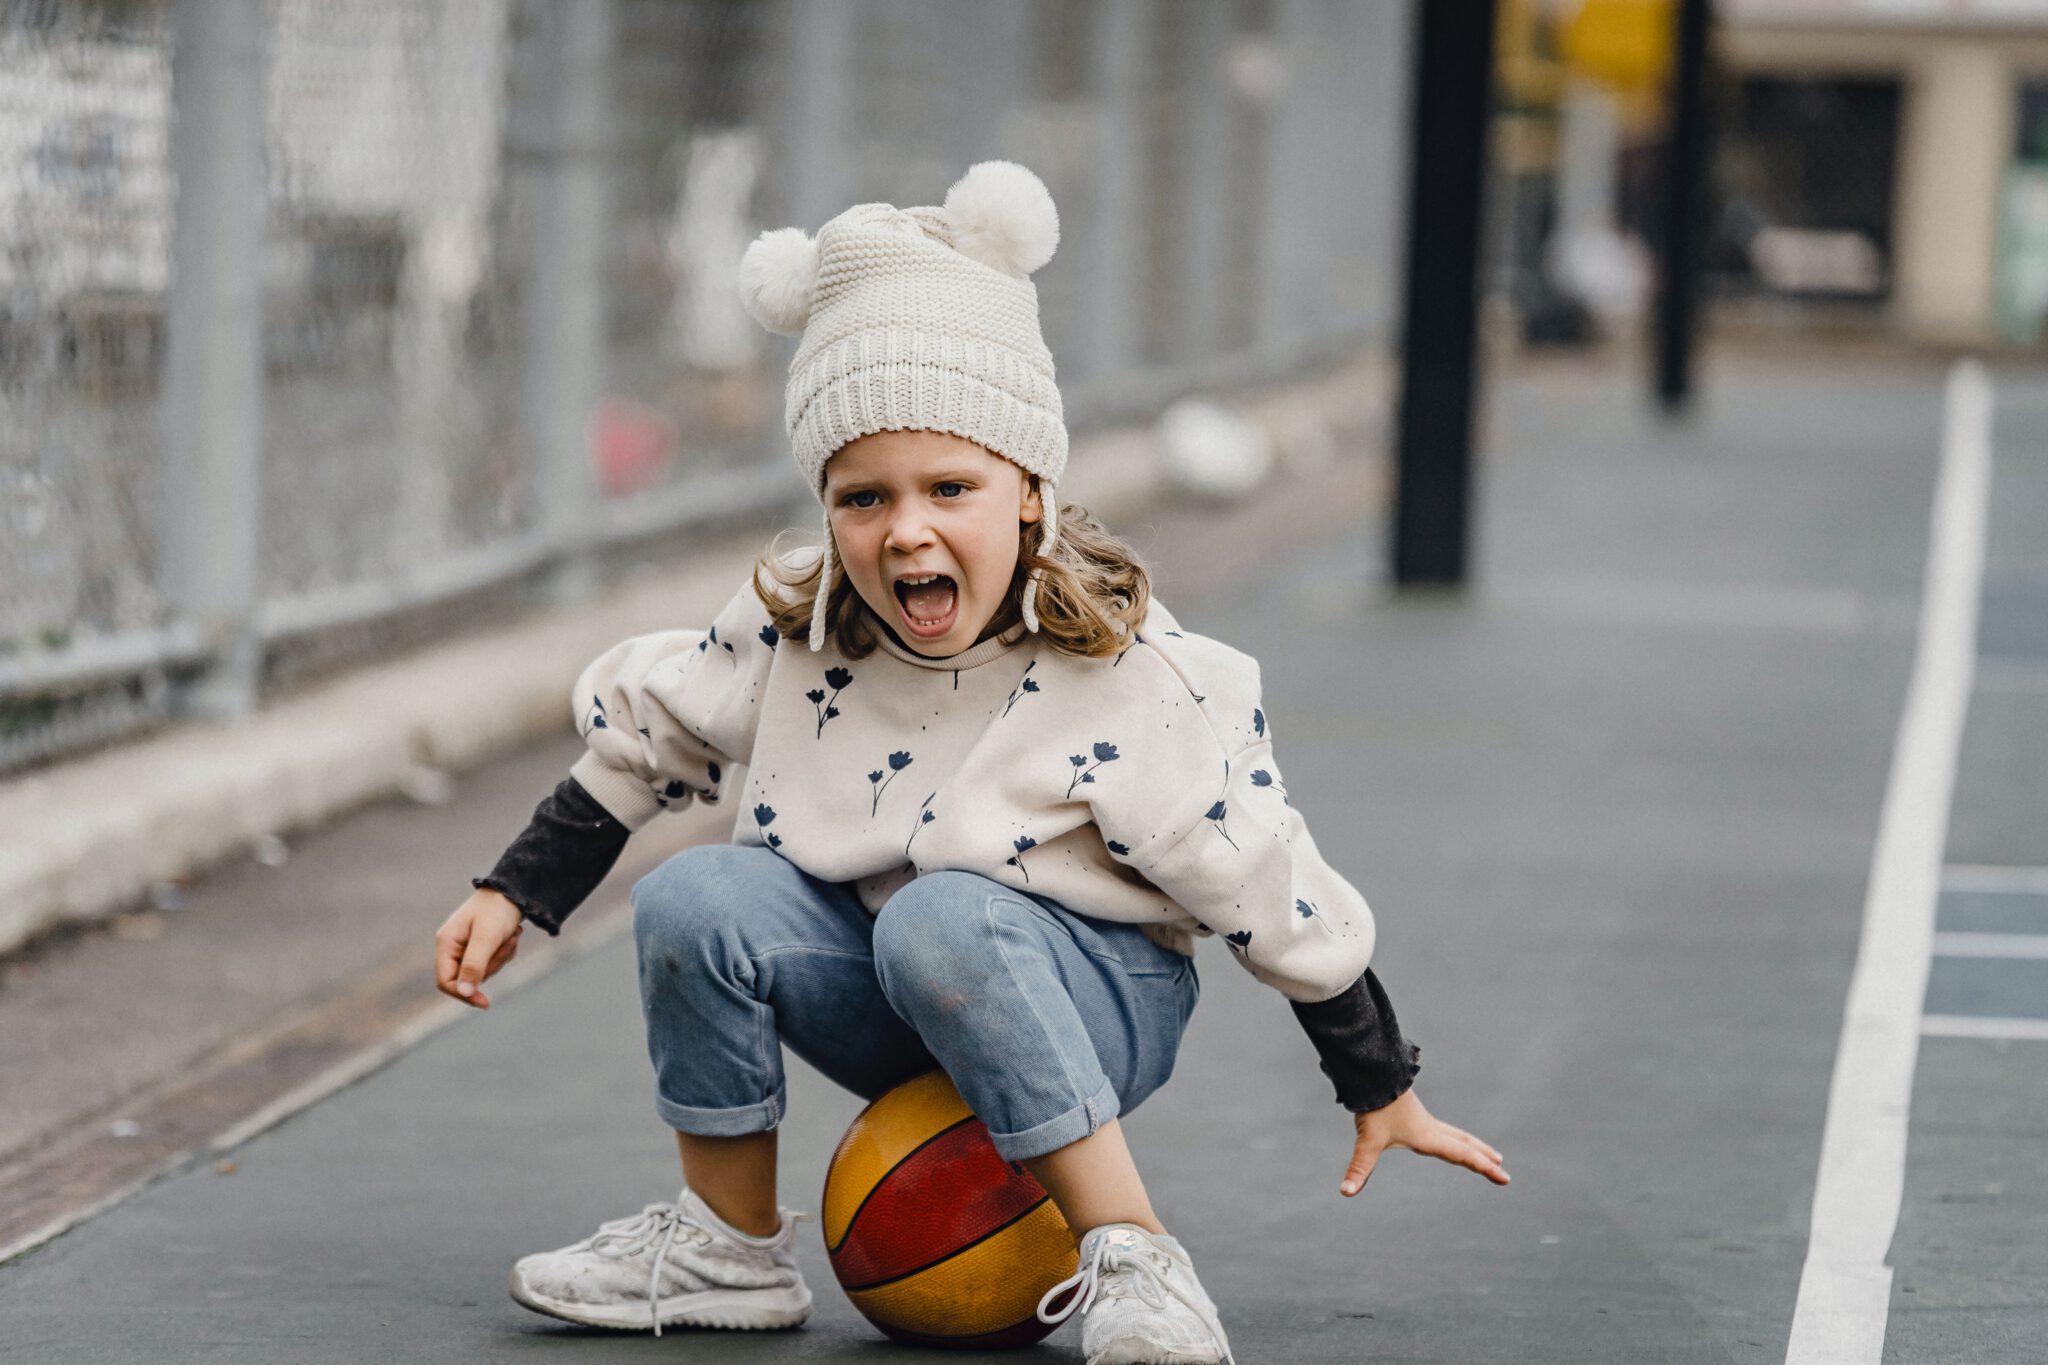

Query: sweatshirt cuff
569;749;666;831
1288;967;1422;1113
473;776;632;935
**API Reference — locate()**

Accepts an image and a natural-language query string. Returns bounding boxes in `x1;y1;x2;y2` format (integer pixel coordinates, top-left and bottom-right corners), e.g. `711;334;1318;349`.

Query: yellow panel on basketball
821;1070;973;1248
844;1201;1078;1340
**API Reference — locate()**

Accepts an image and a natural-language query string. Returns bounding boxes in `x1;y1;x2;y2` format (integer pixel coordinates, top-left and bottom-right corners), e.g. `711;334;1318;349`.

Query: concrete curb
0;351;1387;957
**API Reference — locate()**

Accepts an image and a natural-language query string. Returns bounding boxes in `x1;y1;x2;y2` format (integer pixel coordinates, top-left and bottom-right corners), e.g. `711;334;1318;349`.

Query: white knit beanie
736;161;1069;651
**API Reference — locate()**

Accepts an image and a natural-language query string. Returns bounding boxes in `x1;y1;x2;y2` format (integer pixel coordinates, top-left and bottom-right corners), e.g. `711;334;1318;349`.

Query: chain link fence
0;0;1415;774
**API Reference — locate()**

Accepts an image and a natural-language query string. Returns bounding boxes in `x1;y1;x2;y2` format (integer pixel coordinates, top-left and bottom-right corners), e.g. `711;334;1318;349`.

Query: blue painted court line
1934;888;2048;936
1924;956;2048;1021
1925;871;2048;1025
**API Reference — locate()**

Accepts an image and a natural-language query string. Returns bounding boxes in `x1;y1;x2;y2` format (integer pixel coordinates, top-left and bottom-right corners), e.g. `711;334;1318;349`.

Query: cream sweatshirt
565;556;1377;1006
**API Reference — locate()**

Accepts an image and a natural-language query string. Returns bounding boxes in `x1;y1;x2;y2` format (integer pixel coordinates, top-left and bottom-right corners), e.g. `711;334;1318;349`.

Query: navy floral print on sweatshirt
1250;767;1291;806
808;666;853;737
869;750;913;816
1296;898;1333;934
1206;799;1239;850
1000;660;1040;718
753;802;782;850
696;623;736;664
905;793;936;857
1007;834;1038;882
1065;741;1120;798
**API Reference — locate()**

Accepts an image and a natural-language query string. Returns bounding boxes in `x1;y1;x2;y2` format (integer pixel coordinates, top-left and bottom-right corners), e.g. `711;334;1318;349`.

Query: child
434;161;1506;1363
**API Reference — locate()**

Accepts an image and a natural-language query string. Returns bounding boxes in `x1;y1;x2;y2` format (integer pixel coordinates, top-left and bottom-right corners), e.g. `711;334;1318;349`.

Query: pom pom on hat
943;160;1059;278
738;226;820;335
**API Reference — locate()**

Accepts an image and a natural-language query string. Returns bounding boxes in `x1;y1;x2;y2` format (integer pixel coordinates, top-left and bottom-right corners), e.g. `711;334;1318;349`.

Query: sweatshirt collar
864;606;1030;671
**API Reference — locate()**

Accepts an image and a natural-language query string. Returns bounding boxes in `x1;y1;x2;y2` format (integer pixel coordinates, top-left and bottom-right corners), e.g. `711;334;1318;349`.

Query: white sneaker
1036;1223;1235;1364
508;1184;813;1335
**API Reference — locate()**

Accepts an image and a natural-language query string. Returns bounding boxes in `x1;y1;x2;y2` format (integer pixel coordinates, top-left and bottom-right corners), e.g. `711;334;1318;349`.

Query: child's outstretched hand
434;888;527;1010
1340;1089;1508;1196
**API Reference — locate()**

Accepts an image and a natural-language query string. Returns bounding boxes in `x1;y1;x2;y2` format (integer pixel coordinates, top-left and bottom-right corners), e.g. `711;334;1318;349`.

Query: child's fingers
455;927;503;1005
434;923;467;995
1340;1137;1384;1196
1450;1126;1503;1163
1467;1147;1511;1185
1445;1124;1504;1164
1456;1137;1509;1184
1431;1130;1510;1185
484;931;520;978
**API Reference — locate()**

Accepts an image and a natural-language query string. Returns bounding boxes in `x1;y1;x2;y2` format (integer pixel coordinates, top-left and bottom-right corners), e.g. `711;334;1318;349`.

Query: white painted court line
1783;362;1993;1365
1931;931;2048;960
1920;1014;2048;1042
1941;864;2048;896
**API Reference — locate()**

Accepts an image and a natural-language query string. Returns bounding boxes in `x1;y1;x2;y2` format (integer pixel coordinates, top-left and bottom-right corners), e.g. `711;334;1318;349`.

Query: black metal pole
1655;0;1712;412
1392;0;1499;588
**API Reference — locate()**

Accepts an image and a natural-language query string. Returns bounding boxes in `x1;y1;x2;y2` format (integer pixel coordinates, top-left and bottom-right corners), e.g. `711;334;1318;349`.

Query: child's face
824;430;1043;658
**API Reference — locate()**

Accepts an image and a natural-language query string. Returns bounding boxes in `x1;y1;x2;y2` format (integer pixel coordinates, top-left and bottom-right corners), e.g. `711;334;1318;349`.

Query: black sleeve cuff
472;776;631;936
1289;967;1422;1113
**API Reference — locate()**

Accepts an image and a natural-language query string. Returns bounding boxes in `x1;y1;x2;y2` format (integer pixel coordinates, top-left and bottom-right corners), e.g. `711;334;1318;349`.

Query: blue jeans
629;844;1201;1162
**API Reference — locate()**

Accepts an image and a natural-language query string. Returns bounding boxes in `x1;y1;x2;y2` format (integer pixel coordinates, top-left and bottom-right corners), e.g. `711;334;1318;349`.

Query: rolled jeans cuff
654;1086;787;1138
984;1073;1121;1163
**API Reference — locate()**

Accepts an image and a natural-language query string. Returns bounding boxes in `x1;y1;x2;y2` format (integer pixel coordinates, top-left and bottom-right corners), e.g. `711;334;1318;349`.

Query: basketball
822;1069;1080;1348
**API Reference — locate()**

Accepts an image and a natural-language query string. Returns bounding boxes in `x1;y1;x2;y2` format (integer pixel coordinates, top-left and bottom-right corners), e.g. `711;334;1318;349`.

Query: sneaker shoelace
583;1202;705;1337
1036;1231;1233;1363
584;1196;812;1337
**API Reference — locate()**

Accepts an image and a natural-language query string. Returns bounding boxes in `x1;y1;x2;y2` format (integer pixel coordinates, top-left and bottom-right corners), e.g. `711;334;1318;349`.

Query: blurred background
5;0;1416;766
7;0;2043;774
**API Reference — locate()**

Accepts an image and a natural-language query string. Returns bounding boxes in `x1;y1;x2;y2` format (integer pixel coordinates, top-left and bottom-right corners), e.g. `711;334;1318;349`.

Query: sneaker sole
1089;1342;1228;1365
507;1270;813;1332
1086;1330;1233;1365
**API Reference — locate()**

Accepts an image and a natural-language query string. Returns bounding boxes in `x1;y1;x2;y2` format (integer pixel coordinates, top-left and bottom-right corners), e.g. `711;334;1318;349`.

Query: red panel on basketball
830;1118;1048;1287
824;1070;1079;1347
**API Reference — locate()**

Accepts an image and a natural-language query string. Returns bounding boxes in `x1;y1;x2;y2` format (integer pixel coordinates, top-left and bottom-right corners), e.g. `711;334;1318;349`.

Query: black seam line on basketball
838;1192;1053;1293
826;1113;980;1255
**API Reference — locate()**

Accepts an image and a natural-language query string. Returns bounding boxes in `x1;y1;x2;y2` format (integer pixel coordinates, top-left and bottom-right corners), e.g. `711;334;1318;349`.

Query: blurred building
1491;0;2048;346
1719;0;2048;343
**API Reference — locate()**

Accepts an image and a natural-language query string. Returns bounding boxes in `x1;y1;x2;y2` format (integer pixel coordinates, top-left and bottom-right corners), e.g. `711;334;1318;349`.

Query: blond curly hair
753;481;1150;660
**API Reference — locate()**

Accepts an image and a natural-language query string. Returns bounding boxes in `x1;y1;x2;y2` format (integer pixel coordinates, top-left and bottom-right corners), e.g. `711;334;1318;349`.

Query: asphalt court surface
2;358;2042;1363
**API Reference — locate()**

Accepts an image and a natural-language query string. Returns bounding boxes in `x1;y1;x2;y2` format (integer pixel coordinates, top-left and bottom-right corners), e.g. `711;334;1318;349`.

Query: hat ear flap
943;160;1059;278
738;226;820;336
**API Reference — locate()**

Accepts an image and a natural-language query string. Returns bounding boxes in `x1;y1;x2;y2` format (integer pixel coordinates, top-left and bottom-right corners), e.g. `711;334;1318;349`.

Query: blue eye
841;490;880;509
935;482;966;498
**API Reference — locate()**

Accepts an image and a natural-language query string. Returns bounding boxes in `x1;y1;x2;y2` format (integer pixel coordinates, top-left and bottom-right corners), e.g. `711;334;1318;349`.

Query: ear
1019;471;1043;525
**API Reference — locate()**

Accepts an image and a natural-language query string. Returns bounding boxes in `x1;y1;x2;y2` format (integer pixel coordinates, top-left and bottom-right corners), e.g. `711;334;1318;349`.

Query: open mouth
893;573;959;638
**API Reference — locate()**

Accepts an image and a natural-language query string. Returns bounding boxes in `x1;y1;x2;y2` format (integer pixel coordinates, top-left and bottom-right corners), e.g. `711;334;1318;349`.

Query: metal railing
0;0;1414;773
